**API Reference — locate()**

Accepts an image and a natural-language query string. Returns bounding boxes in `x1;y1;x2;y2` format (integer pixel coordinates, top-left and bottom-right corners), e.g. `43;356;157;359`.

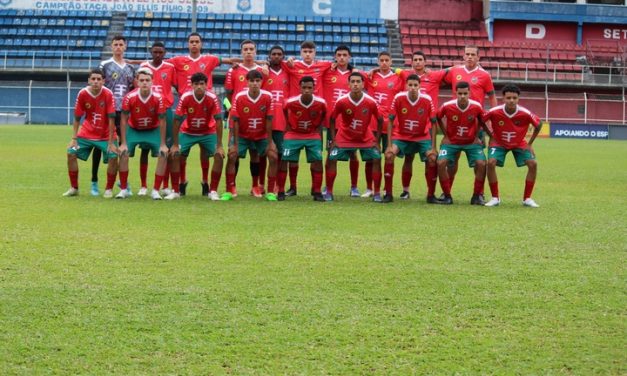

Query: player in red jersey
481;85;542;208
363;51;403;198
396;51;448;199
436;81;489;205
138;42;176;196
116;68;168;200
224;40;267;197
166;33;240;196
279;76;327;201
63;69;118;198
223;70;278;201
326;72;383;202
170;72;225;200
382;74;438;203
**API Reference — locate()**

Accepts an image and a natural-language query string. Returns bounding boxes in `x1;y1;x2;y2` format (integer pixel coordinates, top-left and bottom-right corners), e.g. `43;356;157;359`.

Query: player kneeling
64;69;118;198
116;68;169;200
278;76;327;201
482;84;542;207
383;74;438;203
170;72;225;200
436;81;488;205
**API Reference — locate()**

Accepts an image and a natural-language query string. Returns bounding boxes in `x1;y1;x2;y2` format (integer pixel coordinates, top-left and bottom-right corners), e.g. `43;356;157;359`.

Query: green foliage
1;126;625;374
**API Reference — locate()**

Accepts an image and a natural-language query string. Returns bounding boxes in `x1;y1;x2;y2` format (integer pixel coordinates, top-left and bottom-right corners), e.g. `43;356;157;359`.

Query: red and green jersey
168;54;221;95
281;60;333;97
482;105;540;149
140;61;176;108
390;92;436;142
283;94;327;140
437;99;484;144
122;90;166;130
367;70;403;130
331;93;380;148
231;90;273;140
447;65;494;106
400;69;447;108
225;64;264;96
175;90;222;135
75;86;116;141
322;67;352;128
262;67;290;131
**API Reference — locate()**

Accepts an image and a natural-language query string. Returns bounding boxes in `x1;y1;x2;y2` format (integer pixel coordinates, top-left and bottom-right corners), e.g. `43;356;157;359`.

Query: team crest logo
456;74;462;81
298;69;304;74
267;79;274;85
467;115;474;121
346;109;353;115
418;108;424;115
471;77;478;84
243;107;250;113
260;105;267;112
311;111;318;117
362;108;368;115
188;108;194;114
112;72;119;79
99;101;105;108
331;77;337;83
372;80;378;87
387;82;394;89
401;108;408;114
85;102;92;109
161;72;167;80
135;107;141;113
296;111;302;117
452;115;459;121
283;79;288;85
149;108;155;114
239;75;245;82
498;120;504;126
514;120;520;125
183;64;190;71
237;0;251;12
200;63;206;70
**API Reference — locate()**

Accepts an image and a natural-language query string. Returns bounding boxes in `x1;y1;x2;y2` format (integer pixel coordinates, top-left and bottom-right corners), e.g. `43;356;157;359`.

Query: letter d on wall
526;23;546;40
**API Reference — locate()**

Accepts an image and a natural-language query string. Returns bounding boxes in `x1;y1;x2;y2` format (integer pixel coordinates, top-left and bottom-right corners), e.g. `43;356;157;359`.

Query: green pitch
1;125;625;374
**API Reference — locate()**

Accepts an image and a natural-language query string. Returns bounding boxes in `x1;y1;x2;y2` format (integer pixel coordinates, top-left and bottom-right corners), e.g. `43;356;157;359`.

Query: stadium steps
384;19;404;66
101;11;128;60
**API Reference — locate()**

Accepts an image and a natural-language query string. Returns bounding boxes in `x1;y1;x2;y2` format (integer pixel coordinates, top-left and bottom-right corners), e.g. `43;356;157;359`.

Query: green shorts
179;132;217;157
393;139;432;162
328;146;381;161
438;143;486;167
232;137;269;158
273;131;284;154
488;146;535;167
126;126;161;157
282;139;323;163
68;137;118;163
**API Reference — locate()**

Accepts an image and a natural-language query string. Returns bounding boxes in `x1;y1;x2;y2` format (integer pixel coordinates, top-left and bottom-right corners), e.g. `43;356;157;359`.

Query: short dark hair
412;51;426;60
191;72;207;84
300;76;315;85
335;45;351;55
112;35;126;43
269;45;284;54
300;41;316;50
188;32;202;42
406;74;420;83
151;41;166;49
502;84;520;96
240;39;256;49
348;71;364;82
89;68;104;78
456;81;470;90
465;45;479;55
378;51;391;58
246;70;263;81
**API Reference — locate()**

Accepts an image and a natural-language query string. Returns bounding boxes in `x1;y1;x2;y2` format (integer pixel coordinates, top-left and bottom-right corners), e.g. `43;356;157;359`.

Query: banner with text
550;123;609;139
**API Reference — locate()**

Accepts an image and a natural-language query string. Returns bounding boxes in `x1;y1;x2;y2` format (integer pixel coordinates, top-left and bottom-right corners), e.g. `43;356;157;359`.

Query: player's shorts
233;137;269;158
393;139;432;162
488;146;535;167
179;132;217;158
272;131;284;155
438;143;486;167
68;137;118;163
328;146;381;161
125;126;161;157
165;108;174;148
282;139;323;163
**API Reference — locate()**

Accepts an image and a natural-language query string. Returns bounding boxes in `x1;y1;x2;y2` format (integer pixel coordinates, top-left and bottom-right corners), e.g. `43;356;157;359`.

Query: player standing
170;72;225;200
279;76;327;201
116;68;168;200
222;70;278;201
326;72;383;202
436;81;488;205
481;85;542;208
63;69;118;198
382;74;438;203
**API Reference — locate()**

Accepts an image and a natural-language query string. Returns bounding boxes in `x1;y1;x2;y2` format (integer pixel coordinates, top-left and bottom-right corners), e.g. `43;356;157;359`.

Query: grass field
1;125;625;374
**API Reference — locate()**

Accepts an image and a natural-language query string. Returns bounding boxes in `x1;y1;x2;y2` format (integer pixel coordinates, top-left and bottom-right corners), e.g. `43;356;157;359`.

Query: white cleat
115;189;131;199
208;190;221;201
164;192;180;200
151;189;163;200
484;197;501;207
137;187;148;196
360;189;373;198
103;189;113;198
522;198;540;208
62;187;79;197
160;188;172;196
